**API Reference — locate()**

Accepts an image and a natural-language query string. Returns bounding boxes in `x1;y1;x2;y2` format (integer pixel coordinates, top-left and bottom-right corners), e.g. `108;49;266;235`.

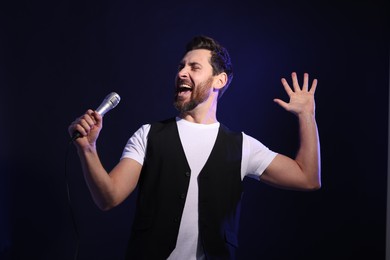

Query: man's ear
213;72;228;90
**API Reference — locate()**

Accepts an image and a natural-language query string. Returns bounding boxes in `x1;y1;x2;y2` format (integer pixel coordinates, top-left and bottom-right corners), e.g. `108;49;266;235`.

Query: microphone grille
96;92;121;116
108;92;121;107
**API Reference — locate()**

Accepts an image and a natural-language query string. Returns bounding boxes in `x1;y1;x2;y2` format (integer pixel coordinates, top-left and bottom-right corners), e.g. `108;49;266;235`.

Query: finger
91;111;103;127
79;118;93;134
68;123;78;136
291;72;301;92
81;113;96;128
281;78;294;96
302;73;309;91
309;78;318;94
86;109;97;125
74;123;88;137
75;112;97;135
273;98;289;110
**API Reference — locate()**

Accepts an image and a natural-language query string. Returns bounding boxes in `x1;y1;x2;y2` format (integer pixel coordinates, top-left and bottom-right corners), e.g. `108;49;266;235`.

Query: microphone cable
65;138;80;260
63;92;120;260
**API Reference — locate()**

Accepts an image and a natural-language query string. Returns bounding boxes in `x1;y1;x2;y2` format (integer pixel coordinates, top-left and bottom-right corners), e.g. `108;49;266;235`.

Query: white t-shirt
121;117;277;259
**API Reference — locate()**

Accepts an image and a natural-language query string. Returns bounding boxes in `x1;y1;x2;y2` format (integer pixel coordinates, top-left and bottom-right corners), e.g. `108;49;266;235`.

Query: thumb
92;111;104;128
273;98;288;110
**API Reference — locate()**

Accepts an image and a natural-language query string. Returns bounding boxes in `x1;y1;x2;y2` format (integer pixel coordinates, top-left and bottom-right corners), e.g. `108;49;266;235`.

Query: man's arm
260;72;321;191
69;109;142;210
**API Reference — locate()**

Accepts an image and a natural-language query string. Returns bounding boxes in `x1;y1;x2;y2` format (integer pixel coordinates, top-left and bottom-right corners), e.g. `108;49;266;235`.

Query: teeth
180;84;192;89
177;84;192;93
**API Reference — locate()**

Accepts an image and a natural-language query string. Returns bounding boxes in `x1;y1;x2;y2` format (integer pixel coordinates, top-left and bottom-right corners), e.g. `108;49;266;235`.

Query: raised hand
273;72;317;116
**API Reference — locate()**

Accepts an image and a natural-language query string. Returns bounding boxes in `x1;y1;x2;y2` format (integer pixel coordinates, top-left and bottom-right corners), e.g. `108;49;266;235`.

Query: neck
179;96;218;124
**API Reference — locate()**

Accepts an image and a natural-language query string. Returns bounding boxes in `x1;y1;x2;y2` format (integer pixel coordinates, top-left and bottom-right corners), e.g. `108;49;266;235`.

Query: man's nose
178;66;189;78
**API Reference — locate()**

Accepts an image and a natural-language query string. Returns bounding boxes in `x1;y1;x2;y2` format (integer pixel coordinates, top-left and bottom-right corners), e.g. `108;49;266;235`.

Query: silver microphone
71;92;121;141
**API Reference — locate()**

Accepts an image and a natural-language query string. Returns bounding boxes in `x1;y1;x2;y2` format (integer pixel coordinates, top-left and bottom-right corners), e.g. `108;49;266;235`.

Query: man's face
174;49;215;112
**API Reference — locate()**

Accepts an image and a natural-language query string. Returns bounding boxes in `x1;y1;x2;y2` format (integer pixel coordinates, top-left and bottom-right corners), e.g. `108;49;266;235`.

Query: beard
173;77;213;113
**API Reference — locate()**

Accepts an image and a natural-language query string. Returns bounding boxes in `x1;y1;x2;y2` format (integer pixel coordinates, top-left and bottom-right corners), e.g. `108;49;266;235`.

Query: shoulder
217;123;243;149
149;117;176;132
219;123;242;138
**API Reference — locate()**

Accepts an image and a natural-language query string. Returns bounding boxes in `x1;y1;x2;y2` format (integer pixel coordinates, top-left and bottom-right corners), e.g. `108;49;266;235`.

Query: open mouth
177;84;192;93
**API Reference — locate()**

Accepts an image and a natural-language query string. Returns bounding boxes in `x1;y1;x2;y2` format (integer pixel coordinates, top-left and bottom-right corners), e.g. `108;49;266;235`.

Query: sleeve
241;132;278;180
120;124;151;165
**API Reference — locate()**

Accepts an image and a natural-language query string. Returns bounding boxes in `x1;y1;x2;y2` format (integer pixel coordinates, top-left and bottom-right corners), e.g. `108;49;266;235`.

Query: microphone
71;92;121;141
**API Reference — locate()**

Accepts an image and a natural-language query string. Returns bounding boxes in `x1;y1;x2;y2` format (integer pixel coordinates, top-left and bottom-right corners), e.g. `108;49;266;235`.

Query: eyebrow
179;61;202;67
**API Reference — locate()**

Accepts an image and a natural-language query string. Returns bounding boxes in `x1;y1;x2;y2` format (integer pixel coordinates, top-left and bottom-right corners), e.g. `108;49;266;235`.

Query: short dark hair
185;35;233;99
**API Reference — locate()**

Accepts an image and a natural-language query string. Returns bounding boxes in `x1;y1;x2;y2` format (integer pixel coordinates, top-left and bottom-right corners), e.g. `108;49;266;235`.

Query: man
68;35;321;259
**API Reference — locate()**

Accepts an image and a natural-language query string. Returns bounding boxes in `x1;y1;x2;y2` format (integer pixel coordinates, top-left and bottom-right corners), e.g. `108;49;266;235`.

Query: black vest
126;118;243;260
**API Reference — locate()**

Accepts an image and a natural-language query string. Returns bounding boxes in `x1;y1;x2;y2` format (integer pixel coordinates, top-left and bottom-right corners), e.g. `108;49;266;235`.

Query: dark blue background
1;1;388;259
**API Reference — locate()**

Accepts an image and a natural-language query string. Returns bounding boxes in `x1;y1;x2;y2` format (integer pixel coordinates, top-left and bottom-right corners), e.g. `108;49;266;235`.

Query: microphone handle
71;130;82;142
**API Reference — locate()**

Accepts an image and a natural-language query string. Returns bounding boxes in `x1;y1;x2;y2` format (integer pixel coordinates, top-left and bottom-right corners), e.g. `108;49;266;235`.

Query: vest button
180;193;186;199
174;217;179;223
185;171;190;177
